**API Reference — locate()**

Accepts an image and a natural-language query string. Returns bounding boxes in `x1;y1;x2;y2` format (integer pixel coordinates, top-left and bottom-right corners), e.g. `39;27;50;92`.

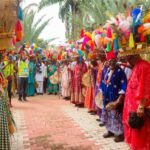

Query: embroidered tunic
100;67;127;135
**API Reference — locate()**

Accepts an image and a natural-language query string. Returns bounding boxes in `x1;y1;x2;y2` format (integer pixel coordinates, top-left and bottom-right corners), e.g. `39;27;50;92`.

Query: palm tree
73;0;150;37
39;0;85;40
39;0;70;21
21;4;54;49
78;0;138;27
36;38;57;49
39;0;150;41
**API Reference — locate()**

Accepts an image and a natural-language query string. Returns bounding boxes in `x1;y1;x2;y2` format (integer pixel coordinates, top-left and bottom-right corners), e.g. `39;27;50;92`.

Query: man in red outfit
72;56;87;107
123;54;150;150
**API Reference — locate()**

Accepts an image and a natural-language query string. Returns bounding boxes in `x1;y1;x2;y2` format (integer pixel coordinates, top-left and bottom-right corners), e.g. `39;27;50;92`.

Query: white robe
35;63;45;93
61;65;71;97
35;63;45;82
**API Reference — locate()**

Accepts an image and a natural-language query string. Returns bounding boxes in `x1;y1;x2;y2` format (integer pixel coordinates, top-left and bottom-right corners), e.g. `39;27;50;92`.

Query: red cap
106;50;116;60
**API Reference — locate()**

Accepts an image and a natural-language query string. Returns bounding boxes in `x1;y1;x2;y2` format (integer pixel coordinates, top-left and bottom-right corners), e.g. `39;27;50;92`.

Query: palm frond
19;4;53;49
31;19;51;42
39;0;63;9
23;11;36;42
47;37;59;43
58;1;70;21
23;3;38;16
33;15;47;28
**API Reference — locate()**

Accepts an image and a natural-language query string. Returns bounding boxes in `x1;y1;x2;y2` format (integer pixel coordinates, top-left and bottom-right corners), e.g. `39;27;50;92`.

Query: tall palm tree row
39;0;150;41
77;0;137;29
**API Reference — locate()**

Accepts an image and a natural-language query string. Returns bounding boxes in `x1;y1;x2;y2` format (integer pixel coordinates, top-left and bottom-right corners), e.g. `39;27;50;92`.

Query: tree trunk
71;3;76;41
65;16;70;40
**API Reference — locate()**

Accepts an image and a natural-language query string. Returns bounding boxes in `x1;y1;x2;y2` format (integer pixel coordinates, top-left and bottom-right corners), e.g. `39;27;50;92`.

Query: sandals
103;131;114;138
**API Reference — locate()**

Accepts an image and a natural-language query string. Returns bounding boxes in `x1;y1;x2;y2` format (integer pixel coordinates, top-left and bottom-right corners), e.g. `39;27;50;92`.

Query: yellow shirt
3;61;14;78
18;61;29;77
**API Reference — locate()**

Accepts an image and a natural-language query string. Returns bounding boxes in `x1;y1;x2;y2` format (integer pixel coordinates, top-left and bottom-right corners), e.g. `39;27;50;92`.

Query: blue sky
22;0;66;44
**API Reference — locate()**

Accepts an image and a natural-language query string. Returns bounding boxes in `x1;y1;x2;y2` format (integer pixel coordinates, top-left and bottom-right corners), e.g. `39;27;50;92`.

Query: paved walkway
11;95;129;150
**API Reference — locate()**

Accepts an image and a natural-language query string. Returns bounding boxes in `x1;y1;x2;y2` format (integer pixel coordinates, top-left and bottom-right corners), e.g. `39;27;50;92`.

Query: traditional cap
3;56;7;61
29;54;35;58
118;42;148;58
8;54;13;60
106;50;116;60
107;26;112;38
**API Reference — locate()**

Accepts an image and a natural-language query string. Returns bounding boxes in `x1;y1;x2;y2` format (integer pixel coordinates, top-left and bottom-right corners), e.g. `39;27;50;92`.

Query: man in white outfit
35;58;45;95
61;60;71;100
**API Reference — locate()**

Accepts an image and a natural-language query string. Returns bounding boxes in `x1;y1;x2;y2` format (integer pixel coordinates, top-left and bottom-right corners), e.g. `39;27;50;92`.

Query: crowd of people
1;47;150;150
1;50;60;106
61;51;150;150
1;1;150;150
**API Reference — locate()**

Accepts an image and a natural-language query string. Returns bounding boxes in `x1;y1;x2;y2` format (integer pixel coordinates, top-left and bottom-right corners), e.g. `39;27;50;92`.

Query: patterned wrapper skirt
101;109;124;136
0;98;10;150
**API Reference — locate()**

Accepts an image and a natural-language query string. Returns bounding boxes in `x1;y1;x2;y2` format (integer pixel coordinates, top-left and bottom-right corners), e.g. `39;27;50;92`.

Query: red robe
84;69;94;111
123;59;150;150
72;62;87;104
